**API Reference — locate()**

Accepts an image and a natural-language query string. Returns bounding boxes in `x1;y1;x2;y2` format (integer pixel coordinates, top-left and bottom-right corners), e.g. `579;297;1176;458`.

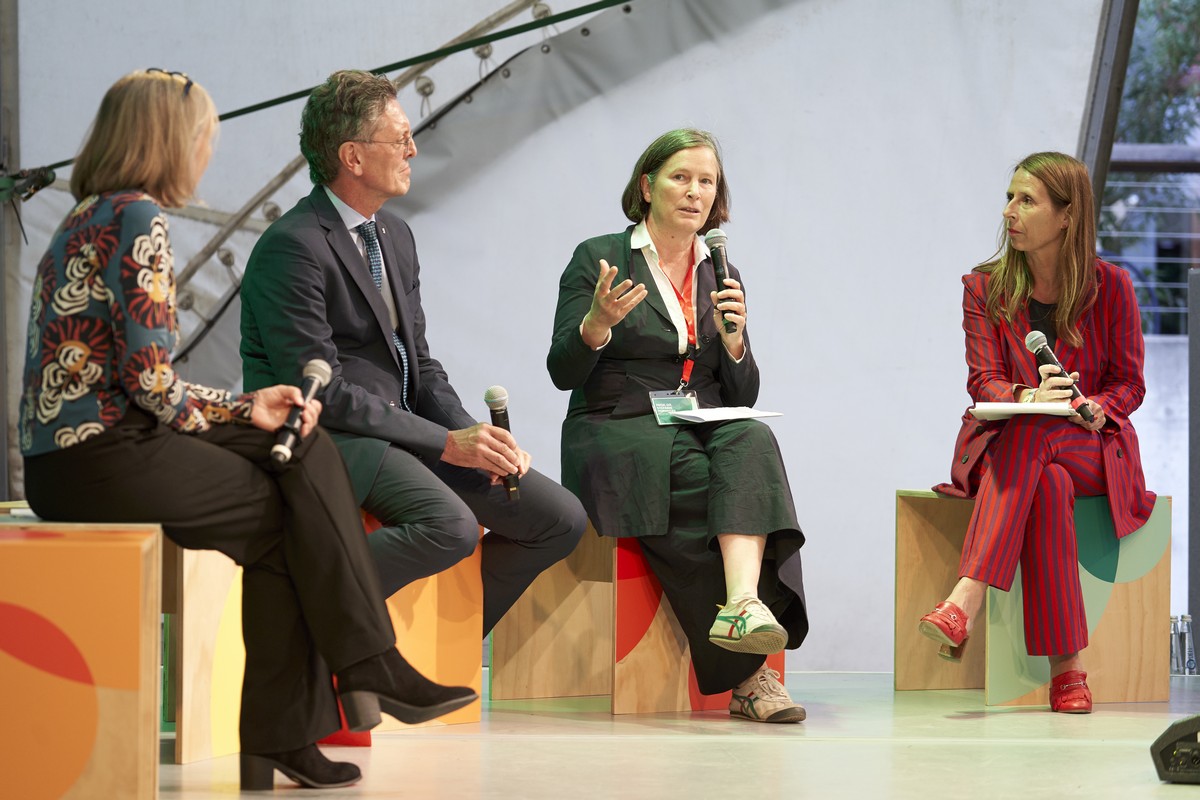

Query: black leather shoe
336;646;478;731
240;744;362;791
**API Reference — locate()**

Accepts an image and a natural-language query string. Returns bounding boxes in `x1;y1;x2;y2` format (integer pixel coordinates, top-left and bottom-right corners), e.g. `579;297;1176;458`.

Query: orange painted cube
0;522;161;800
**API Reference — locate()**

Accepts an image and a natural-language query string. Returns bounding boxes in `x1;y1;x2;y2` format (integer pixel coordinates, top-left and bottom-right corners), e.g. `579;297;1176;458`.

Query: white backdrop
8;0;1164;673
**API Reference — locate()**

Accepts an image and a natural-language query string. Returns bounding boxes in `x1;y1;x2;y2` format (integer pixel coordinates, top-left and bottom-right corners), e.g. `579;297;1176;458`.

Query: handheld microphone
1023;331;1094;423
270;359;332;463
703;228;738;334
483;385;520;502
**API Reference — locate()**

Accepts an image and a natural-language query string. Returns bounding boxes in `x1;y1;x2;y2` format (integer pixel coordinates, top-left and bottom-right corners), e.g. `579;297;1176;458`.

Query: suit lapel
312;188;403;372
695;254;718;347
627;243;674;328
627;232;722;351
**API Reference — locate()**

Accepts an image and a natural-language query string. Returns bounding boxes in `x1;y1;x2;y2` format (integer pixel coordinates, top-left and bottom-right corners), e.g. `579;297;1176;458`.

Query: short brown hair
300;70;398;185
620;129;730;231
70;69;217;208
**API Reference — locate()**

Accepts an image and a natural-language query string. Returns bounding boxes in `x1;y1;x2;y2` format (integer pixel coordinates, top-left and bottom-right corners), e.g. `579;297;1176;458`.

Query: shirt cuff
580;322;611;351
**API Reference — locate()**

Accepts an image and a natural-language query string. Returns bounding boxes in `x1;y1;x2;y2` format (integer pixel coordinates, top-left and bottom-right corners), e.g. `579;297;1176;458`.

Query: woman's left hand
711;278;746;355
1069;398;1107;432
250;385;322;437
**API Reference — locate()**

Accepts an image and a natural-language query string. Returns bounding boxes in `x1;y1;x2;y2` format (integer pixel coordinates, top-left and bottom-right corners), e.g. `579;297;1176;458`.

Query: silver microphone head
1024;330;1048;353
704;228;728;250
302;358;333;388
484;385;509;411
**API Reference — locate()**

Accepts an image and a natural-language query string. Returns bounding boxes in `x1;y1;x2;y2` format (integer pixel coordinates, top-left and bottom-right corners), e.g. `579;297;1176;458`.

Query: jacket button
960;454;969;464
1117;448;1123;458
976;425;985;435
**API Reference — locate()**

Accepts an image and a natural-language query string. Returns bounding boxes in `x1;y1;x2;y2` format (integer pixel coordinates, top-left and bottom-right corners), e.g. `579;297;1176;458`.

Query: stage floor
160;671;1200;798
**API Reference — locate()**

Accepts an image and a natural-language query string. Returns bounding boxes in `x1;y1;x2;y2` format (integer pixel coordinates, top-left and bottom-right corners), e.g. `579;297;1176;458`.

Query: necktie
356;220;410;411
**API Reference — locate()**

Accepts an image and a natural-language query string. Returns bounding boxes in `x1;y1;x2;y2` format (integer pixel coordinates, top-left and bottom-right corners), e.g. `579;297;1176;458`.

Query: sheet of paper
969;402;1078;421
672;407;783;423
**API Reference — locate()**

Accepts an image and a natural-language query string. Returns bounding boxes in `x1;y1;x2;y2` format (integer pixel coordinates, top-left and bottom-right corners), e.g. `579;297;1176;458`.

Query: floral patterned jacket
20;191;252;456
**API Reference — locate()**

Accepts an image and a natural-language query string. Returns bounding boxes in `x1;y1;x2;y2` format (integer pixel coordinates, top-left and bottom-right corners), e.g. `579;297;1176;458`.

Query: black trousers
23;407;395;753
362;444;587;634
629;420;808;695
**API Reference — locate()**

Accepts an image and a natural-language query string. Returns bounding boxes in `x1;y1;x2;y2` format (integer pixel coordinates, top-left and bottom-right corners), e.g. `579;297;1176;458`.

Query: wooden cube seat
166;512;483;762
491;523;785;713
0;520;161;799
894;490;1170;706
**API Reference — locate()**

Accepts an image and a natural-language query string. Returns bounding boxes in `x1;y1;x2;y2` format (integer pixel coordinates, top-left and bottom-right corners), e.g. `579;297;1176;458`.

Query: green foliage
1117;0;1200;144
1100;0;1200;334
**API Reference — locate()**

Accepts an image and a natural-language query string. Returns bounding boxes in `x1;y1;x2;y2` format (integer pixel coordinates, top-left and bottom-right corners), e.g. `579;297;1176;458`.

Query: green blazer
547;227;760;536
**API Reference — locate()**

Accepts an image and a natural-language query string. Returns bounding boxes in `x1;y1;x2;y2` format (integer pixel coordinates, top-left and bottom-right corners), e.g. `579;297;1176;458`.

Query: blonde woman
20;69;474;790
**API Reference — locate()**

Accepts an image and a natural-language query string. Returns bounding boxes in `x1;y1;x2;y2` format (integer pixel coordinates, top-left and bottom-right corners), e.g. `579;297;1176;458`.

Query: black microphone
704;228;738;334
1023;331;1094;423
483;385;520;502
270;359;333;463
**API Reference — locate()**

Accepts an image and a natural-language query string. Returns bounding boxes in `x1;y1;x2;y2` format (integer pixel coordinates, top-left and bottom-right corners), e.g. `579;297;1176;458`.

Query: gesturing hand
581;259;648;348
250;385;322;437
442;422;529;481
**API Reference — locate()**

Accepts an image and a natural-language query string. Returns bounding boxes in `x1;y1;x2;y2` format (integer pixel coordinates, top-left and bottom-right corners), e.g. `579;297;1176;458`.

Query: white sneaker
729;667;806;723
708;597;787;654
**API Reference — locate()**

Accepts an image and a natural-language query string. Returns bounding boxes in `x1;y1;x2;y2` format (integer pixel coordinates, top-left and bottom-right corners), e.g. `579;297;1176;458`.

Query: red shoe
918;601;969;661
1050;670;1092;714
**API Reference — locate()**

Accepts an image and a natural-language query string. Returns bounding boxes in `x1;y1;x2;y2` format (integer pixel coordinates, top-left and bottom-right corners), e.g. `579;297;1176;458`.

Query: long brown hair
976;151;1097;347
71;69;217;208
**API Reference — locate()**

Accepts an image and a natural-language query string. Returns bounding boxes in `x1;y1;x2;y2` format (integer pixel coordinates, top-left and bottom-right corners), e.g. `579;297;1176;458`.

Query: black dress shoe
240;743;361;791
336;646;478;731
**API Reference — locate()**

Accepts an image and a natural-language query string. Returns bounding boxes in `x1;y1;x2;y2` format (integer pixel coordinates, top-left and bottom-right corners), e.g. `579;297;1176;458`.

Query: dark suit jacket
547;227;760;536
241;186;476;497
934;258;1155;538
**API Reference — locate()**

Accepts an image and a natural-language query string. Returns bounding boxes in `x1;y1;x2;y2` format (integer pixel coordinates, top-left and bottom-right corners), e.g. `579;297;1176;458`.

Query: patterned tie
356;220;410;411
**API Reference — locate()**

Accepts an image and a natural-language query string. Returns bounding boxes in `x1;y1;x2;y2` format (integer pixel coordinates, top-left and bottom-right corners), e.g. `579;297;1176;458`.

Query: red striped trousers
960;414;1106;656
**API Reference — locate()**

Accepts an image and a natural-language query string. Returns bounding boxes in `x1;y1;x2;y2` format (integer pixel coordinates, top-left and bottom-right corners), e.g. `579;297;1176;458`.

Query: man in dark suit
240;70;586;635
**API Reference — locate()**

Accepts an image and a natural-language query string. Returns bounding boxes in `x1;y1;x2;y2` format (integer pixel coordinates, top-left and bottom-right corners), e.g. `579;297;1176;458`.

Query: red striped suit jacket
934;258;1156;538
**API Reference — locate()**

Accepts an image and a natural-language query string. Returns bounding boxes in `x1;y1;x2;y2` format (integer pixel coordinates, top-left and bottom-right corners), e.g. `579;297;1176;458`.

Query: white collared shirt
324;186;400;331
631;220;710;355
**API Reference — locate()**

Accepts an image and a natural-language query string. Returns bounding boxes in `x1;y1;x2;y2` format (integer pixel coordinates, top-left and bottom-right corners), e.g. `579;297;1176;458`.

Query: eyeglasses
146;68;194;97
354;135;414;152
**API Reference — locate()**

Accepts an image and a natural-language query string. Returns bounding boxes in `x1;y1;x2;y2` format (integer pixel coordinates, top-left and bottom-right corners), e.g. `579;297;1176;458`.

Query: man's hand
442;422;529;481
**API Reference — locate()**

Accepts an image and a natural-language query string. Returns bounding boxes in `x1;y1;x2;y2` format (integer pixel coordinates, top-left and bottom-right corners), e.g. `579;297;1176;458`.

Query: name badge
649;390;699;426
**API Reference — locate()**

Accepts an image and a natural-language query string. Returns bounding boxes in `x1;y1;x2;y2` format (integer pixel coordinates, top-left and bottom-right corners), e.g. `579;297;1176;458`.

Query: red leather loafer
918;601;969;650
1050;669;1092;714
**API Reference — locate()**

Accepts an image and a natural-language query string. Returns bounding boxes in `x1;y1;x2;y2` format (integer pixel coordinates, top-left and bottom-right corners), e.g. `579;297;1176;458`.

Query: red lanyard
668;254;697;388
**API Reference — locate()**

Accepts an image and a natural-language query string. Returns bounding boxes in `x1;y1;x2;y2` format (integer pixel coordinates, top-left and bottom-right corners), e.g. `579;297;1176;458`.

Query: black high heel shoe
336;646;478;731
240;744;361;791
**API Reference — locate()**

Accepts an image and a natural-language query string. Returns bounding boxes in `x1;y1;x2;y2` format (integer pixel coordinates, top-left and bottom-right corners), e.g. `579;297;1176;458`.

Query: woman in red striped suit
921;151;1156;713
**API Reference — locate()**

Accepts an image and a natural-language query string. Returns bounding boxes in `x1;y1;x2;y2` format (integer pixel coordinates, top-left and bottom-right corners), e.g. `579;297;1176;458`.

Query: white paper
672;407;783;423
969;402;1078;421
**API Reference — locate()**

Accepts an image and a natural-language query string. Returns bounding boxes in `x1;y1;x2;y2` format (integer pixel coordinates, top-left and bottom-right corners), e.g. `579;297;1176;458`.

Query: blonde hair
70;69;217;208
976;151;1098;348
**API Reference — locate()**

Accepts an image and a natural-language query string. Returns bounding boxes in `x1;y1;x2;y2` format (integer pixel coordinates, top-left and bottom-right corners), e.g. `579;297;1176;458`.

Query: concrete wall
8;0;1176;673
